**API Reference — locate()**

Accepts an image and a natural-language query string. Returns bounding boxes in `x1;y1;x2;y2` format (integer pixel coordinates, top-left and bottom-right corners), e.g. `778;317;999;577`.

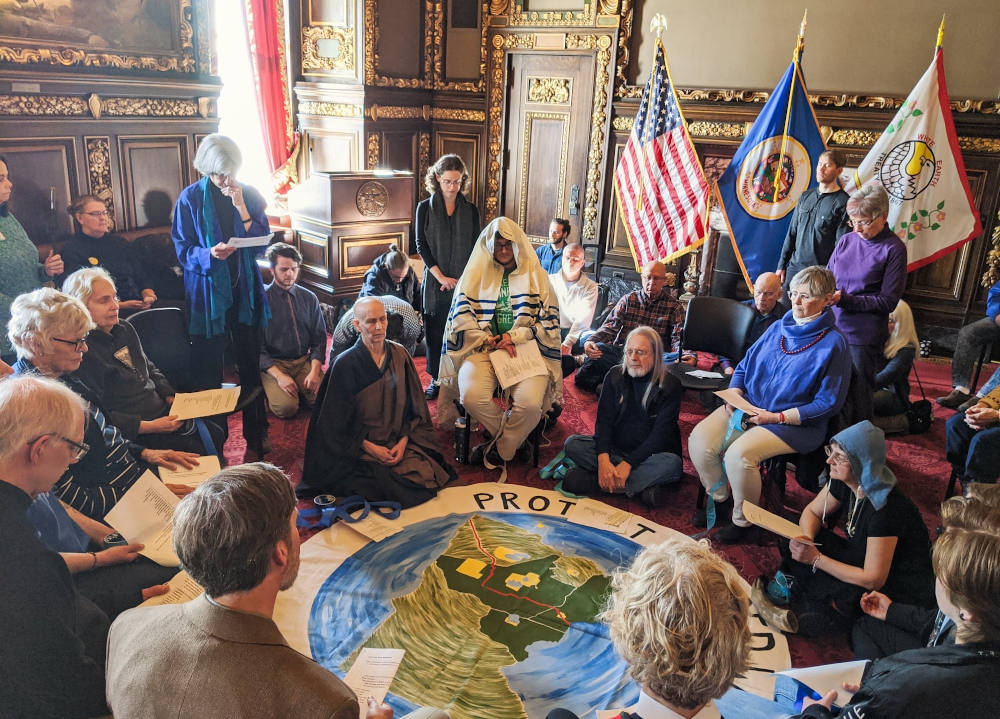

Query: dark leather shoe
714;522;759;545
937;388;972;408
692;496;732;529
424;381;439;400
957;395;980;412
639;485;665;508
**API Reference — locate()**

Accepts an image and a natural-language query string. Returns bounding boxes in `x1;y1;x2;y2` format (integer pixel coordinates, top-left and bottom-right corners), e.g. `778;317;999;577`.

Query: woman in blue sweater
689;266;852;543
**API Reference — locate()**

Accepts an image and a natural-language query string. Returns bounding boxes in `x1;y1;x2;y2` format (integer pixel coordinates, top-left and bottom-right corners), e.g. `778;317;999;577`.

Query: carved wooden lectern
287;170;416;303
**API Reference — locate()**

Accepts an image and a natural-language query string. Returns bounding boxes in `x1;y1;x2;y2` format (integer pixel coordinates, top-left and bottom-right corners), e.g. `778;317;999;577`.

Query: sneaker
936;388;972;408
751;578;798;633
424;381;439;400
957;395;980;412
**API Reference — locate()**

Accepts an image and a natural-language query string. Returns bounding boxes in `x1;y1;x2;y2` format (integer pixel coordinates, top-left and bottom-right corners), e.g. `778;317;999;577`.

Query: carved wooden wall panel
0;138;78;243
118;137;190;230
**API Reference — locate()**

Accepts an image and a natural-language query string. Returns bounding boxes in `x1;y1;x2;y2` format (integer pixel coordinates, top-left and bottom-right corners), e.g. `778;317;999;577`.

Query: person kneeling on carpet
560;325;683;508
298;297;455;507
546;536;751;719
106;462;450;719
437;217;563;469
758;421;934;638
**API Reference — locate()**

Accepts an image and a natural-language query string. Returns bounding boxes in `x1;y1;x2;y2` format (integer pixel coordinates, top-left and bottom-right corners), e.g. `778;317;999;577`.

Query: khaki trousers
260;355;318;418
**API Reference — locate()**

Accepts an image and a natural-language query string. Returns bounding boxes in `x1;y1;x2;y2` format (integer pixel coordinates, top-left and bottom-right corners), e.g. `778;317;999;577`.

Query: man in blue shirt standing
535;217;570;273
260;243;328;418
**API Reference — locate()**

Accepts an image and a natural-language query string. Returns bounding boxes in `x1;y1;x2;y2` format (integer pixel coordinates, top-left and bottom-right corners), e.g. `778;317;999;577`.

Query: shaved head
753;272;783;314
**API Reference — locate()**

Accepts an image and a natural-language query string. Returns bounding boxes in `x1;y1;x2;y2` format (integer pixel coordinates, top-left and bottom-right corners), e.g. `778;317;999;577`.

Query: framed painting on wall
0;0;196;73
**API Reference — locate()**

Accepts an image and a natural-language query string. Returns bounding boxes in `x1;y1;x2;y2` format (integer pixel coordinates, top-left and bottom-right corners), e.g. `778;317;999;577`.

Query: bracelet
778;411;786;425
811;554;822;574
90;551;98;570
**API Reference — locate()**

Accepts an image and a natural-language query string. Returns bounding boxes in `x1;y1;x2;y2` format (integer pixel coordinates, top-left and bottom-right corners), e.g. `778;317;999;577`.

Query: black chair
667;296;757;391
126;307;264;457
125;307;195;392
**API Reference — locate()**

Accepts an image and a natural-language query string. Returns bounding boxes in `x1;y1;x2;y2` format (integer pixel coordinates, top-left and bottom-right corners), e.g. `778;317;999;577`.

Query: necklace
780;329;830;355
845;492;867;538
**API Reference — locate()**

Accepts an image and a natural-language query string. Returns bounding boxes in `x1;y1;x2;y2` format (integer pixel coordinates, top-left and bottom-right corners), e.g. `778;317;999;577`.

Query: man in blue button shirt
260;243;328;418
535;217;570;273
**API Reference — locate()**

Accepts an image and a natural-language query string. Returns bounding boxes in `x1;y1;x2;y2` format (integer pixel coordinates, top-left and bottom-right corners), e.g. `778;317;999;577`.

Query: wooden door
502;52;595;244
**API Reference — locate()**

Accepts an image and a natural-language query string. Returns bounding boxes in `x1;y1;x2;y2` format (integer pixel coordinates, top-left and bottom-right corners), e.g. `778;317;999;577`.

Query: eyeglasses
787;290;817;301
824;445;851;465
27;433;90;461
625;348;650;357
80;210;110;217
849;217;879;228
439;178;462;187
51;337;88;352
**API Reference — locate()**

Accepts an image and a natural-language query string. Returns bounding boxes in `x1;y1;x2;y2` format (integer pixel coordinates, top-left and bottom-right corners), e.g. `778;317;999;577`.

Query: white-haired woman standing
171;133;271;459
827;183;908;418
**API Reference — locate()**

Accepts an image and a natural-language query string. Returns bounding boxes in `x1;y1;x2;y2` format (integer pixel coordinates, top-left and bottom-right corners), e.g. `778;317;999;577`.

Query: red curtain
243;0;299;196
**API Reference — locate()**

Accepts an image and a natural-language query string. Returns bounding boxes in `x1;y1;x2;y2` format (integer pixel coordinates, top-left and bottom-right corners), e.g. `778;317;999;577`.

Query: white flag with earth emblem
844;43;981;271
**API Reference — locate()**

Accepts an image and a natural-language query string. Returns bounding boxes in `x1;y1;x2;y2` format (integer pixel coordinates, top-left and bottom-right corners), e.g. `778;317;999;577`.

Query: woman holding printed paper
8;287;199;519
689;266;852;544
760;420;934;638
171;134;270;459
63;267;225;457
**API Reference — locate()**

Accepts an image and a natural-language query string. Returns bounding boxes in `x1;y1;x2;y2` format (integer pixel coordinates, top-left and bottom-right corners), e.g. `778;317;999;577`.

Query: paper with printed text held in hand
169;386;241;420
225;235;270;249
489;340;547;390
714;388;764;415
139;571;203;607
157;455;221;487
103;471;180;567
343;648;406;719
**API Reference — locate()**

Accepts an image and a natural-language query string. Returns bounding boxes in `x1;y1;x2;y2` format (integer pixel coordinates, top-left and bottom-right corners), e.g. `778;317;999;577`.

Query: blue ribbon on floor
297;495;402;530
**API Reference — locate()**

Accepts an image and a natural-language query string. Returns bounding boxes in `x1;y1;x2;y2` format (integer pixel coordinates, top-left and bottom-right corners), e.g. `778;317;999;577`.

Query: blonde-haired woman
873;300;919;422
414;154;480;398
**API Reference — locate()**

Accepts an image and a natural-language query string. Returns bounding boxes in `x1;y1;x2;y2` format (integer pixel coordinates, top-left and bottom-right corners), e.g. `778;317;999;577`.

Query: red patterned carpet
224;355;995;668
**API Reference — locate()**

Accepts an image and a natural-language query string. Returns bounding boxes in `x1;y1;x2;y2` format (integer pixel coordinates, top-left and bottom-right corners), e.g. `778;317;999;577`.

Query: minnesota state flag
715;47;827;288
844;26;982;270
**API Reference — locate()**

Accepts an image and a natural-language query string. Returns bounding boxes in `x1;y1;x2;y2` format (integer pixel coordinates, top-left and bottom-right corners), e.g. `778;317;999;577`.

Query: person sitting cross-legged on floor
299;297;455;507
106;462;450;719
260;242;328;419
438;217;563;468
561;325;683;508
545;536;751;719
688;266;852;544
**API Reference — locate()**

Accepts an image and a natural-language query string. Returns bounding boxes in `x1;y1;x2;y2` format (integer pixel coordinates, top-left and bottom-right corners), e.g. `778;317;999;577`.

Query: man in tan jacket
106;463;448;719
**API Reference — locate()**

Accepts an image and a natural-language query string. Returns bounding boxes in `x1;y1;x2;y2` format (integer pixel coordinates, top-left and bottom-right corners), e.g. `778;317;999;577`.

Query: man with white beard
559;326;683;508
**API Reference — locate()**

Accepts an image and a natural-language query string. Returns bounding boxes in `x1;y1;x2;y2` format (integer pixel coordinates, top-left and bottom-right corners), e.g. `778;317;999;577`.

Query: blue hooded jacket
830;420;896;510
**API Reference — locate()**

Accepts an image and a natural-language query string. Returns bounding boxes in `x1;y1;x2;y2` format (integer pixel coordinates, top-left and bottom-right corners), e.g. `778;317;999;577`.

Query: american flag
614;41;709;267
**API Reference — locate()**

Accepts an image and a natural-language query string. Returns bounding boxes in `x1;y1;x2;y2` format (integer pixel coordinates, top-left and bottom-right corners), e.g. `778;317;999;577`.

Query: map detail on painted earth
342;515;613;718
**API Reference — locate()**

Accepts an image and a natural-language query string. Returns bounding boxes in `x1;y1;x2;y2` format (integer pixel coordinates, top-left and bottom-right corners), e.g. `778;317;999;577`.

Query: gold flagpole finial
800;8;808;37
650;13;668;41
936;14;946;49
794;9;808;60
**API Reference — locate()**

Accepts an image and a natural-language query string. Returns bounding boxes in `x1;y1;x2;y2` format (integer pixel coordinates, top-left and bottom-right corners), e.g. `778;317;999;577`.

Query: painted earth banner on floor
274;484;790;719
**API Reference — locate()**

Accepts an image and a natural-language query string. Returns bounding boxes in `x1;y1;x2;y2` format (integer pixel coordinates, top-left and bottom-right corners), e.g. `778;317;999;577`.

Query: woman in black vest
414;154;480;399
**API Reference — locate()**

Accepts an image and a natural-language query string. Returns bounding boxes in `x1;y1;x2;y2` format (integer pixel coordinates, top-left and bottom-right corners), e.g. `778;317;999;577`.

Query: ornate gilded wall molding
433;1;489;93
302;26;356;74
366;133;380;170
612;0;634;98
83;137;117;230
0;95;88;116
430;107;487;122
958;136;1000;153
582;35;613;241
687;121;746;138
362;0;434;89
527;77;571;104
193;0;216;75
611;116;632;132
0;0;195;73
298;101;362;118
508;0;597;27
101;97;200;117
418;132;431;199
618;85;999;114
829;129;882;147
367;105;425;122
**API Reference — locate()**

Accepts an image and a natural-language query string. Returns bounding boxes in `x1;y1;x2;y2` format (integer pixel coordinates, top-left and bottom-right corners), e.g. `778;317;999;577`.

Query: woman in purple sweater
690;266;852;543
827;183;908;418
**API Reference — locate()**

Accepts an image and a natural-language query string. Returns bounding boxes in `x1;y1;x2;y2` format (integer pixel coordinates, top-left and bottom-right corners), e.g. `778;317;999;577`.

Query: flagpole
935;14;945;52
637;14;668;215
771;10;807;204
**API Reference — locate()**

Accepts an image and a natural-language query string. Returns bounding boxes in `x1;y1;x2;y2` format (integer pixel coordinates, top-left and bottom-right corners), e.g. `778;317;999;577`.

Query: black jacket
796;643;1000;719
359;249;422;312
595;366;683;466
